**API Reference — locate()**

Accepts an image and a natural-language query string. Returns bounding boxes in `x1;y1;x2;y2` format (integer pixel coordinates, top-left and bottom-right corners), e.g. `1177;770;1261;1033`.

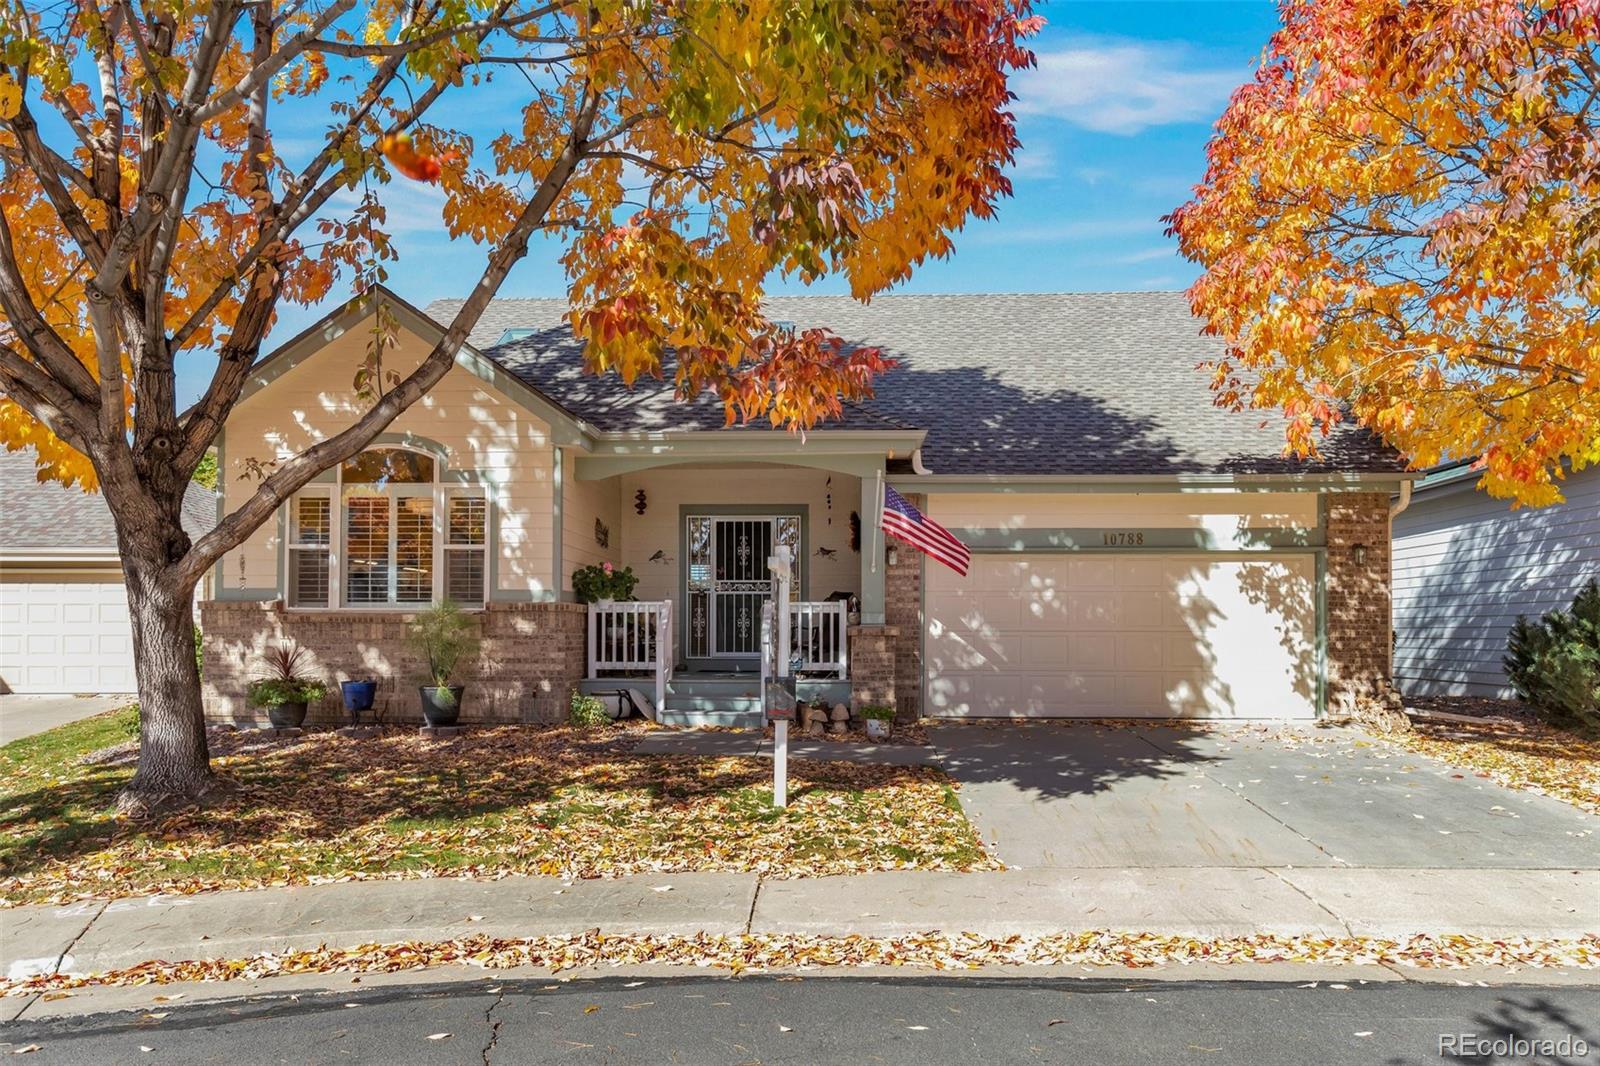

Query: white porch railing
789;600;848;679
587;600;673;715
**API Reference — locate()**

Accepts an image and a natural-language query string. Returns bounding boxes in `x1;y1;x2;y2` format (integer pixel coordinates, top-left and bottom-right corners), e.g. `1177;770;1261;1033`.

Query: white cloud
326;179;449;237
1007;141;1058;179
1113;246;1179;265
963;216;1159;247
1015;39;1245;135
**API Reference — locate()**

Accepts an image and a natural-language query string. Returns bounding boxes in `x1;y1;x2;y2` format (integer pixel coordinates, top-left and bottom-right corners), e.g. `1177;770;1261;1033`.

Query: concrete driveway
0;694;129;744
930;721;1598;870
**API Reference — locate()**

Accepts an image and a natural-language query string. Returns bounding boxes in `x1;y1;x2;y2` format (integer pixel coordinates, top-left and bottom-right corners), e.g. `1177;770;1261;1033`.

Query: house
1393;461;1600;698
200;287;1412;727
0;450;215;694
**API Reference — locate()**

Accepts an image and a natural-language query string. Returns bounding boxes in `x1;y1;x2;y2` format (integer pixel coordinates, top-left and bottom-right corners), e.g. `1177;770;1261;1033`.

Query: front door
685;513;802;666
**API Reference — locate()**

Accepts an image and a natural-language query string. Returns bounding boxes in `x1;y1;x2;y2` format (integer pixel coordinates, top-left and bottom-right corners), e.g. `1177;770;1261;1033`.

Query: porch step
582;673;851;730
655;706;765;729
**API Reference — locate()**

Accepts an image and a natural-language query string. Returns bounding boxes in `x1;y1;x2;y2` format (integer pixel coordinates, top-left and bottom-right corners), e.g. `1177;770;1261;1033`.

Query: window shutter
396;495;434;603
446;495;487;607
288;496;331;607
345;495;390;604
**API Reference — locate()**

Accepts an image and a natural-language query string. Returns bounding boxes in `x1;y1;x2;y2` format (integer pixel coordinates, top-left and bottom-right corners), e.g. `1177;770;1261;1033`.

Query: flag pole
872;467;884;574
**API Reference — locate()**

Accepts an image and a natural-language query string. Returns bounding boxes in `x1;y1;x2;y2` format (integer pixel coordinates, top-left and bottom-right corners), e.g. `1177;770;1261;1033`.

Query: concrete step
663;694;761;713
656;706;764;729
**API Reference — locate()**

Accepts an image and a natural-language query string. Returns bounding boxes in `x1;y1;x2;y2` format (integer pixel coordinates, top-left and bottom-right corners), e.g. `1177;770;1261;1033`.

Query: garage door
0;577;137;693
925;554;1318;719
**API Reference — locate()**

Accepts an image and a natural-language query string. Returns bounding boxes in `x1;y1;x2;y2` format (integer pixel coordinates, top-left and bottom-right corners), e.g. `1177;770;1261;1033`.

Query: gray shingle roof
426;292;1404;476
1;448;217;553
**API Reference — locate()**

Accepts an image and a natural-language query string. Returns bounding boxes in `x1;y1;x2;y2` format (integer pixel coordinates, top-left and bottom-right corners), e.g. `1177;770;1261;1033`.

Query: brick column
1324;491;1393;714
847;624;899;716
884;498;925;720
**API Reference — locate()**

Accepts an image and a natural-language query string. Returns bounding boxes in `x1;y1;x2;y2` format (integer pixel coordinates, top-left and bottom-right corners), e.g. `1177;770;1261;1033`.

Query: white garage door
925;553;1318;719
0;577;137;693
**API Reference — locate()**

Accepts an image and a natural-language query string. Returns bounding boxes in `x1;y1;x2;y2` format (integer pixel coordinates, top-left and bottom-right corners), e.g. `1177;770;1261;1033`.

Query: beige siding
615;465;862;603
929;492;1318;536
562;464;621;591
219;316;556;599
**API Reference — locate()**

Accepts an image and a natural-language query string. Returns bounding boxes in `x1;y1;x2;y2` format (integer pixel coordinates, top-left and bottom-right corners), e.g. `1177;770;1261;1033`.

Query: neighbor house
201;287;1413;727
1;450;215;695
1393;460;1600;698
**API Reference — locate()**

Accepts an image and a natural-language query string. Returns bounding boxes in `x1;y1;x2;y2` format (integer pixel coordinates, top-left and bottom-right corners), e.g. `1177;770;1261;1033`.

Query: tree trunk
116;554;230;816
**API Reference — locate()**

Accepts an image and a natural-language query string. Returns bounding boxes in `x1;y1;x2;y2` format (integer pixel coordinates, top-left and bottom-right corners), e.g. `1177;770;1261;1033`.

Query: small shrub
569;690;611;728
193;624;204;681
858;704;896;721
1504;578;1600;732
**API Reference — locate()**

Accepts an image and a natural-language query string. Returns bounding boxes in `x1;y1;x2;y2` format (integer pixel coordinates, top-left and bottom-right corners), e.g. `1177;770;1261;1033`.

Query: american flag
882;485;970;576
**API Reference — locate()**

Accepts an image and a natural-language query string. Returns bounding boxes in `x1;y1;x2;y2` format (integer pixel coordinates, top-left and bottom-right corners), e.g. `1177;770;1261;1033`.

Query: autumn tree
0;0;1038;811
1167;0;1599;505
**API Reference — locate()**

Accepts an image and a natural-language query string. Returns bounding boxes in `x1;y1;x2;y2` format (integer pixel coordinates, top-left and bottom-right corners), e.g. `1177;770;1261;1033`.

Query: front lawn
0;708;994;907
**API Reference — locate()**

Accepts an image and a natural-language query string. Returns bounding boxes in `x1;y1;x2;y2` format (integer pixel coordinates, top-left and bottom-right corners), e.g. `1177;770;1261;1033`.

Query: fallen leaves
1;930;1594;999
1;725;994;907
1381;717;1600;816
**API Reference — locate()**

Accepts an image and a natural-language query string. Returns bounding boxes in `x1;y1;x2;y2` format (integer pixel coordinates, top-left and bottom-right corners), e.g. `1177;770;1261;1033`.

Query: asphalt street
3;974;1597;1065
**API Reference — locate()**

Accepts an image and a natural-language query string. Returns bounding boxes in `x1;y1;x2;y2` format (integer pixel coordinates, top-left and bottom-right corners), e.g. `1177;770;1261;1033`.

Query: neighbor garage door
925;554;1318;719
0;575;136;693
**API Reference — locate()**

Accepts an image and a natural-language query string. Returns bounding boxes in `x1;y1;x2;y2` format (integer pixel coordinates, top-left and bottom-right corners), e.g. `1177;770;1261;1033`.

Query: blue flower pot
341;679;377;722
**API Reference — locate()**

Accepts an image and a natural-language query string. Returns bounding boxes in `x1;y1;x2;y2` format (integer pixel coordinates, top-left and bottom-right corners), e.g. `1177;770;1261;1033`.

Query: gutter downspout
910;448;932;476
1388;479;1412;519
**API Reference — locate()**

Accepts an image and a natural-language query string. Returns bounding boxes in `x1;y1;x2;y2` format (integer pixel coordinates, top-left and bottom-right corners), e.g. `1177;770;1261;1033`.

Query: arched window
286;446;486;609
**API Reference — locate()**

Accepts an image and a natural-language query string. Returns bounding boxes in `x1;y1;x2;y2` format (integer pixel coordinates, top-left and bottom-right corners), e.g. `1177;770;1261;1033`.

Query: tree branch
0;343;97;446
0;208;101;406
177;85;603;587
191;0;358;124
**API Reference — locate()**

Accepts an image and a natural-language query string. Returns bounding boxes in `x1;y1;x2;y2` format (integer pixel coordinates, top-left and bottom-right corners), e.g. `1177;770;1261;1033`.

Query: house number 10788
1102;531;1146;546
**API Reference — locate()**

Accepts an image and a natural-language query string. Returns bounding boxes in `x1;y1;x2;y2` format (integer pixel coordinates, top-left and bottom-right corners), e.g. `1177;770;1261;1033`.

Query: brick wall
1325;491;1394;713
883;509;924;719
847;624;899;717
201;600;588;727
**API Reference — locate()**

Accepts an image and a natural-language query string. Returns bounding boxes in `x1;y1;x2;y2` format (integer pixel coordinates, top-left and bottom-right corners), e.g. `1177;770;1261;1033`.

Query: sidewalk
7;866;1597;984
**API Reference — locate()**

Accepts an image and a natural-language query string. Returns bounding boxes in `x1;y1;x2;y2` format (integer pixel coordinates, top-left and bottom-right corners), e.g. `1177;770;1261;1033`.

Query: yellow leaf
0;73;20;120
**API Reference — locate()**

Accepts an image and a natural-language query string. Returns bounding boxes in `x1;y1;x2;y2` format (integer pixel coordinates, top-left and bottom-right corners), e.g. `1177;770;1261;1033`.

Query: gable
242;291;591;446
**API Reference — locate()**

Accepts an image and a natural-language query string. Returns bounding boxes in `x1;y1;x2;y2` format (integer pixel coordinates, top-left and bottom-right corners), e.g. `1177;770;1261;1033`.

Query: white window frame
283;446;489;610
286;487;335;608
442;489;489;608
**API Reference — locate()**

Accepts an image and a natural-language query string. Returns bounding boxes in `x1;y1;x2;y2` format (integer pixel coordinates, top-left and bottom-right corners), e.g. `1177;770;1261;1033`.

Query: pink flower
602;562;614;575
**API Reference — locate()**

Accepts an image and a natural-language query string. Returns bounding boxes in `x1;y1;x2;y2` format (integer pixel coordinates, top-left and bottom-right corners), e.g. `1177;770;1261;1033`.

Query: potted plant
340;678;378;725
860;704;895;741
407;600;480;726
246;643;328;728
572;561;638;604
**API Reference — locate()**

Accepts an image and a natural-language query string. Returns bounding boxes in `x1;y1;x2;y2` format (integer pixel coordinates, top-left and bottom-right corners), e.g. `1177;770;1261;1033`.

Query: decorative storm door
685;514;801;663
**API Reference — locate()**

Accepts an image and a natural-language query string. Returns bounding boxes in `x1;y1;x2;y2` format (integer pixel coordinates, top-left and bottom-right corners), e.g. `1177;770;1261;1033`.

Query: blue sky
177;1;1282;405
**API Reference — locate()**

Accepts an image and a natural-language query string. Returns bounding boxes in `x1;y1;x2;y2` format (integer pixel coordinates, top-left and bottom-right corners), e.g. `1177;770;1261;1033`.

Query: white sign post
768;544;794;809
